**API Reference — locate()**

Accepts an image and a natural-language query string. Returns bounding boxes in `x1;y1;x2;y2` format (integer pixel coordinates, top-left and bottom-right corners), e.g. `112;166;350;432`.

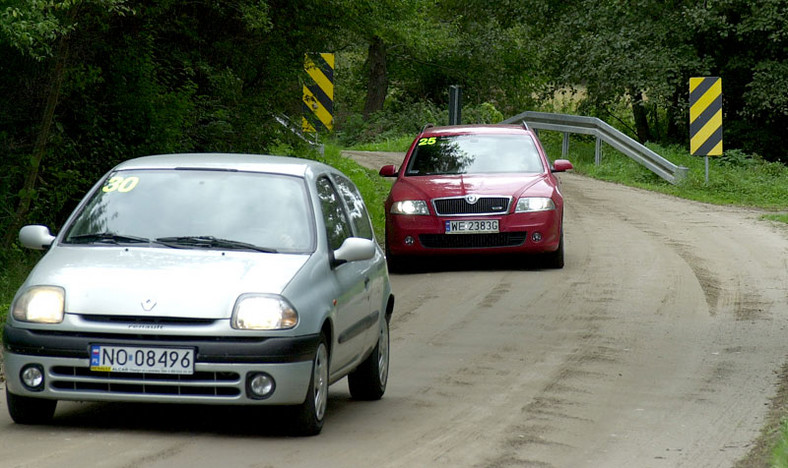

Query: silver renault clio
3;153;394;436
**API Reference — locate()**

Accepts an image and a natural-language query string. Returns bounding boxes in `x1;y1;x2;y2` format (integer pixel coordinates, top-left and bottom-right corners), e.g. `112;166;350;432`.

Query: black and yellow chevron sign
689;77;723;156
302;53;334;134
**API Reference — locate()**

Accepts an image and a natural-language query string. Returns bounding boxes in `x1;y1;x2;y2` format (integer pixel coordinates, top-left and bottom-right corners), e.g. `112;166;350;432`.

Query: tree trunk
3;31;70;247
363;36;388;118
630;90;652;143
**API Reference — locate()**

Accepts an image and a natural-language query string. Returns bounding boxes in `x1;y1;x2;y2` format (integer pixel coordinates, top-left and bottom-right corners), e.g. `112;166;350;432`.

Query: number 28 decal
418;137;437;146
102;176;139;193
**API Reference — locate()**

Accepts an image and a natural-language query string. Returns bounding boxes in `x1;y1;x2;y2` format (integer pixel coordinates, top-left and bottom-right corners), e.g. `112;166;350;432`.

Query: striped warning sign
302;53;334;134
689;77;722;156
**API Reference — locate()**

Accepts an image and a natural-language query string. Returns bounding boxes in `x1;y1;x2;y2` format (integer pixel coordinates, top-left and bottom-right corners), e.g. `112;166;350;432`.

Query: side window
316;176;352;250
333;175;374;240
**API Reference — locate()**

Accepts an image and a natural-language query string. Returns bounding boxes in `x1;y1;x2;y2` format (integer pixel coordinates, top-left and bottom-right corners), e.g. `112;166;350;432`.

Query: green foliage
263;140;392;243
319;144;391;243
2;0;788;333
0;0;133;60
773;418;788;468
335;100;506;147
348;135;413;152
542;131;788;212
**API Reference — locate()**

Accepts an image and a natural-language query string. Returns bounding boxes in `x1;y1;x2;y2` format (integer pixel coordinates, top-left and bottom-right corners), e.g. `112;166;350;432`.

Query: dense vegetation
2;0;787;251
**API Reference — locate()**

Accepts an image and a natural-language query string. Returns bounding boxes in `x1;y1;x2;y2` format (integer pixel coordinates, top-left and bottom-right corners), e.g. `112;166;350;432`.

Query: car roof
112;153;334;178
419;124;532;137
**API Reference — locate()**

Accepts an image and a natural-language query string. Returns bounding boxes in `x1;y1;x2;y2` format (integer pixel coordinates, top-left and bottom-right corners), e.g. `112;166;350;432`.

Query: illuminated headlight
390;200;429;215
515;197;555;212
12;286;65;324
232;294;298;330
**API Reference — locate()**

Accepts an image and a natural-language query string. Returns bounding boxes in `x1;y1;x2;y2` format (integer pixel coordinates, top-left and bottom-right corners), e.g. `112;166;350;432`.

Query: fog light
531;232;543;242
404;236;415;246
21;364;45;391
246;372;275;399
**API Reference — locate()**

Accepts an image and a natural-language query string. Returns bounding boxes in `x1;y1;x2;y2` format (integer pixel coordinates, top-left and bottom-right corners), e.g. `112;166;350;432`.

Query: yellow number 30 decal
102;176;139;193
418;137;437;146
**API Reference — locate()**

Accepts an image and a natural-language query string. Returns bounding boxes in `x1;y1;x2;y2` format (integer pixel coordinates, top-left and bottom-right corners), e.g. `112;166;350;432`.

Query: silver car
3;153;394;436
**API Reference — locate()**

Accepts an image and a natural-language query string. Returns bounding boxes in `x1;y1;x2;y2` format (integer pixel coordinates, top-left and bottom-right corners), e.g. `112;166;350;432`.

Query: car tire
291;333;329;436
6;387;57;425
542;230;565;269
348;315;390;401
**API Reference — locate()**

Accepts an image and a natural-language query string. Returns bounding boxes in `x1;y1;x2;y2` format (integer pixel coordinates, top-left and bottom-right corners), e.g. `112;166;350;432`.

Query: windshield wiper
154;236;278;253
67;232;151;245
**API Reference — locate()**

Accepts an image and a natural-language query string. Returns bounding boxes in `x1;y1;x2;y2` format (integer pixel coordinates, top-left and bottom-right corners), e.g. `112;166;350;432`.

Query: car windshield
63;169;315;253
405;134;544;176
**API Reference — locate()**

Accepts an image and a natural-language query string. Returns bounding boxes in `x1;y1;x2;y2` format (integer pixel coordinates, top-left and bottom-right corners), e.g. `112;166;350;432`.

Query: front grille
433;197;510;215
80;315;217;326
419;232;527;249
50;366;242;397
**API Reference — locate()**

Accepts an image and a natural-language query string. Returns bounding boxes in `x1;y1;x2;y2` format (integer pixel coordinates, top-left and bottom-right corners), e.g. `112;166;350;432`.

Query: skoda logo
141;299;157;312
465;195;479;204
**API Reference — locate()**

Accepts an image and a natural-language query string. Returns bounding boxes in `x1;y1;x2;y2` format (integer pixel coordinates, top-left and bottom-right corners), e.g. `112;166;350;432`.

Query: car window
405;134;544;175
333;175;374;241
64;169;315;253
316;176;352;250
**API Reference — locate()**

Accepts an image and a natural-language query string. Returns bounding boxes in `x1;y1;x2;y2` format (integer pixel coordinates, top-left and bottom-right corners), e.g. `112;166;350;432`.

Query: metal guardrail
502;111;688;184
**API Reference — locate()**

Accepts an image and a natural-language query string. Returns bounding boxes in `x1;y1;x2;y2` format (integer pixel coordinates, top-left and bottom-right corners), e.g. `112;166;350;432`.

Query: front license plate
445;219;499;234
90;345;194;375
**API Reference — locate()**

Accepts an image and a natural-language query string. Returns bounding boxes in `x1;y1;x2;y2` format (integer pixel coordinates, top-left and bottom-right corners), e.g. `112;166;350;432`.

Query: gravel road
1;151;786;468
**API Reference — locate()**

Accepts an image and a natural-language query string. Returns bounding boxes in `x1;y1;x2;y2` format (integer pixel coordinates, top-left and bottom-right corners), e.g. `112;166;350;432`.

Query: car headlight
12;286;65;324
515;197;556;212
232;294;298;330
390;200;429;215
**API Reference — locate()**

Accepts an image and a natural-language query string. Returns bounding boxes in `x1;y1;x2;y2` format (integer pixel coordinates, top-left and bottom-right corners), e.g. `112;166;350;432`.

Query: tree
0;0;132;246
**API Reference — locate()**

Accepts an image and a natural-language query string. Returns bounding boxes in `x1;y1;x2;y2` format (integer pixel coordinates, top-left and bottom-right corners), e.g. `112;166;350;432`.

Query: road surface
1;151;786;467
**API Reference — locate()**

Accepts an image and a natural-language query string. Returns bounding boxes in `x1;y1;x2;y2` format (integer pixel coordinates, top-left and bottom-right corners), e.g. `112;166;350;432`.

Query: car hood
23;246;310;319
392;173;550;200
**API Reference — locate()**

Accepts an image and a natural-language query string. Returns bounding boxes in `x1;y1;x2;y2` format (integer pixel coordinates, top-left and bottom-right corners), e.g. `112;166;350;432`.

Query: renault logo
141;299;157;312
465;195;479;204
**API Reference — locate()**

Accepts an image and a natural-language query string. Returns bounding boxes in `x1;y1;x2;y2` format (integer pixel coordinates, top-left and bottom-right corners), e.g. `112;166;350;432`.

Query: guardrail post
562;133;569;157
595;137;602;165
449;86;462;125
675;165;689;183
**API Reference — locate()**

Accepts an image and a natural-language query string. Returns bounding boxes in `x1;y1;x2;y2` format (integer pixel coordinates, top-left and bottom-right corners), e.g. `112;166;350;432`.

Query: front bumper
3;325;319;405
386;210;562;257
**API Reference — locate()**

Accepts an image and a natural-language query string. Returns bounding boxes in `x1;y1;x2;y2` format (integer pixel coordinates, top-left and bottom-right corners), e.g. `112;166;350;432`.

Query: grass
347;135;414;152
534;131;788;214
317;142;393;243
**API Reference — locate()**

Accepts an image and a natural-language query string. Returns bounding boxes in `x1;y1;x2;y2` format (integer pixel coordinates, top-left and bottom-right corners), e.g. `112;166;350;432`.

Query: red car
379;123;573;271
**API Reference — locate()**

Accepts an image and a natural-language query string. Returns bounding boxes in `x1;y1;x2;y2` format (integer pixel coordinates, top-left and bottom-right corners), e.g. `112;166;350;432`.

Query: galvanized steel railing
502;111;688;184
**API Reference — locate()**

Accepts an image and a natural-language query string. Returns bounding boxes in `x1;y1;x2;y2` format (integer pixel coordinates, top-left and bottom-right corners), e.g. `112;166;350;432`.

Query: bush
334;101;506;146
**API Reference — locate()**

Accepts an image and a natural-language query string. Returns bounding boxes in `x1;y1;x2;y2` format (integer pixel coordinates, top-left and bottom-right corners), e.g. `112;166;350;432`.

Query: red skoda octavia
379;123;573;271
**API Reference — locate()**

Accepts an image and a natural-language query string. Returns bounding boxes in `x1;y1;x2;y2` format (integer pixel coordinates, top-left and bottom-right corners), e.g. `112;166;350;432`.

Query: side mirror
552;159;574;173
333;237;376;266
379;165;398;177
20;225;56;250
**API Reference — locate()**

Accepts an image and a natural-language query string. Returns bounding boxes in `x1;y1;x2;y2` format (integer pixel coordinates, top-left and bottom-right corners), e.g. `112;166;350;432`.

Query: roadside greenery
534;131;788;214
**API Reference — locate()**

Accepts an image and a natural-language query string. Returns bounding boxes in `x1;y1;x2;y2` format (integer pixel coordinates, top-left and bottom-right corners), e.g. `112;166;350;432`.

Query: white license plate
445;219;499;234
90;345;194;375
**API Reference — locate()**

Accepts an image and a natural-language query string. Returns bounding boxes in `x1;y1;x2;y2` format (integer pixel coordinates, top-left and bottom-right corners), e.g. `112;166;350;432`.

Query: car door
332;174;386;344
315;176;373;375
